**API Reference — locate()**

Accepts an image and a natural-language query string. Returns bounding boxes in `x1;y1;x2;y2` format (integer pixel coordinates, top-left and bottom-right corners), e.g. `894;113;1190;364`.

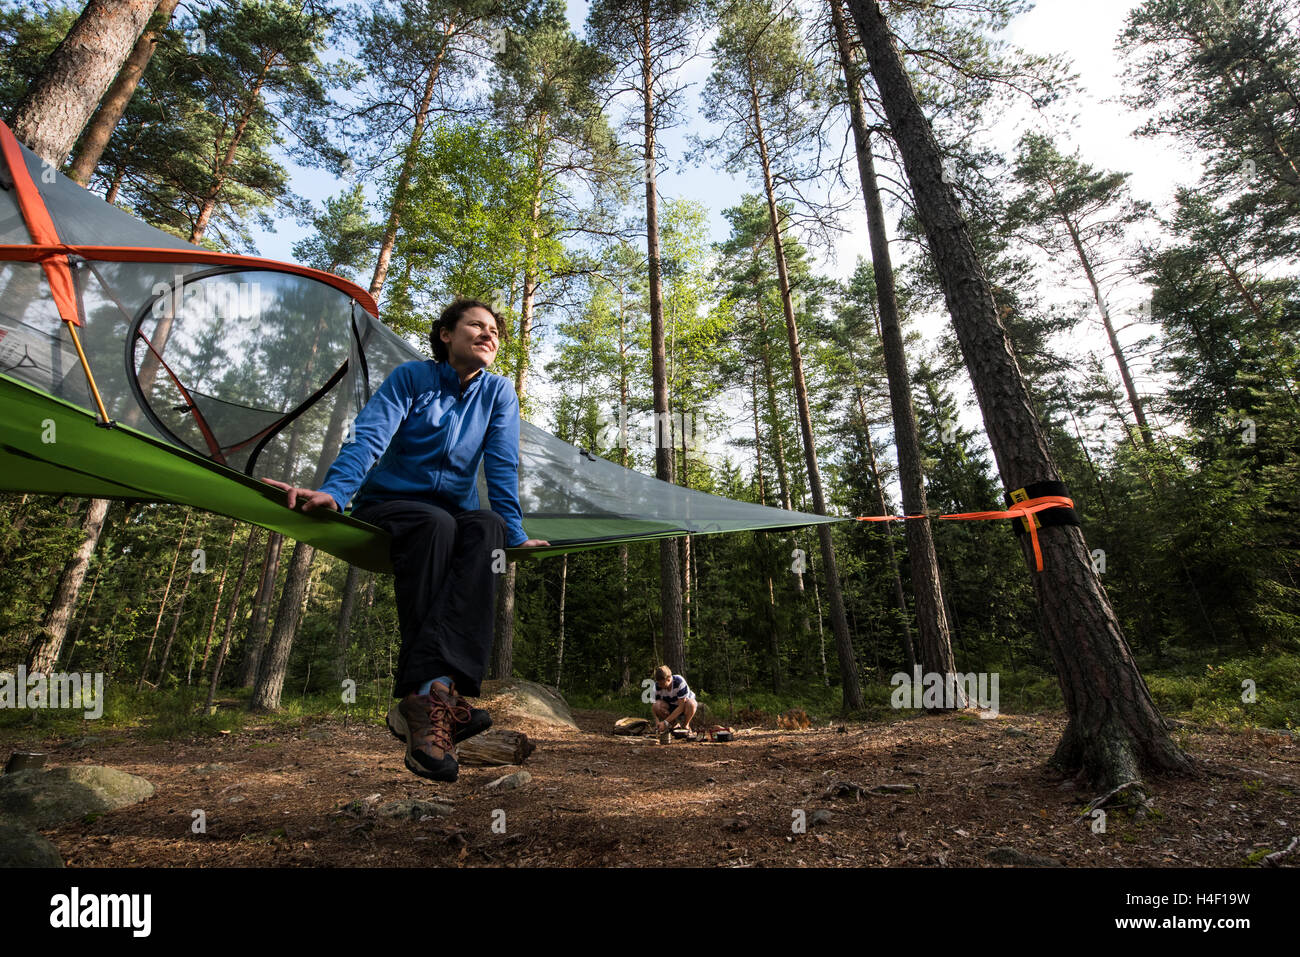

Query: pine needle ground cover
1;665;1295;868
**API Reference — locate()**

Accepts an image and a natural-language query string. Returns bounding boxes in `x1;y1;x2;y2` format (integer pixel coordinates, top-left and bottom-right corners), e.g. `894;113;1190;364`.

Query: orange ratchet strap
856;495;1076;572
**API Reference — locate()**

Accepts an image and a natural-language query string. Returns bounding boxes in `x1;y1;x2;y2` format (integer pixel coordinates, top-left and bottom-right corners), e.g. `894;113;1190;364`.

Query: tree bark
492;141;547;678
751;368;784;692
458;729;535;766
555;555;568;688
847;0;1190;786
1045;177;1154;448
154;518;204;688
10;0;157;167
136;506;191;689
250;541;315;711
857;384;917;672
192;519;236;683
746;66;862;710
368;26;452;299
205;525;261;713
638;0;684;672
240;531;283;687
832;0;957;695
67;0;180;184
334;563;361;684
189;64;271;243
27;498;112;674
491;562;517;680
248;378;349;710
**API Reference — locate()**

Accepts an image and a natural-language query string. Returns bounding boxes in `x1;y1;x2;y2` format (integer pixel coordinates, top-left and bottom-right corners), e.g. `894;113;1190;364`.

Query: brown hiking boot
398;685;468;782
387;683;491;745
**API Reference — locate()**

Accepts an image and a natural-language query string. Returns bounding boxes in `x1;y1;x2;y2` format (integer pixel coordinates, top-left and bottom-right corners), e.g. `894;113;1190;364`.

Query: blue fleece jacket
317;360;529;547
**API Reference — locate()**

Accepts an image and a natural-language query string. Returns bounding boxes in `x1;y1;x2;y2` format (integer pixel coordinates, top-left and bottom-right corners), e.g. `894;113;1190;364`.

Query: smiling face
439;305;500;371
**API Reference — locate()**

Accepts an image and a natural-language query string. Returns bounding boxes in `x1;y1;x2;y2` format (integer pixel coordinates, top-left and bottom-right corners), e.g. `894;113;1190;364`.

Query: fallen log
457;729;535;766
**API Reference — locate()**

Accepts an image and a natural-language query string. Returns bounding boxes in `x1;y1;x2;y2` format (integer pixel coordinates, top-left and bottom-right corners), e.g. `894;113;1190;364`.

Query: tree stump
456;730;535;767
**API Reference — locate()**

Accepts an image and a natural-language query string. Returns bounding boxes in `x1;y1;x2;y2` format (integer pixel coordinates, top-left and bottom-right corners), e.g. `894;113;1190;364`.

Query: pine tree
847;0;1191;788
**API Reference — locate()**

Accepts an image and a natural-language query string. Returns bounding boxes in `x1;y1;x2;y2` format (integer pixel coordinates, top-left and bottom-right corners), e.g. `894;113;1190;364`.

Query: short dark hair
431;298;504;362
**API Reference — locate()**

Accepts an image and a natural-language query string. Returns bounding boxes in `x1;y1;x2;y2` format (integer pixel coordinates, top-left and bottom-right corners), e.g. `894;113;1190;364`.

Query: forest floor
6;692;1298;868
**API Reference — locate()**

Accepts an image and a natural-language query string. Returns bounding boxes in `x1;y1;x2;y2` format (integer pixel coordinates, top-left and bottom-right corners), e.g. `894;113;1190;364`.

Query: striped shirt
655;675;694;707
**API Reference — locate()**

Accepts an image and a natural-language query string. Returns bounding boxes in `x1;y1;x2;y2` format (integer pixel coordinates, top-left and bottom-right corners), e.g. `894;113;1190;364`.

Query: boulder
0;821;63;867
0;766;154;828
479;679;577;730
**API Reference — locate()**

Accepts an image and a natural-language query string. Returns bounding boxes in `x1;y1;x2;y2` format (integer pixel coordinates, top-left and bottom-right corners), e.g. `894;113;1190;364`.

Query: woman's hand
520;539;550;547
260;478;339;512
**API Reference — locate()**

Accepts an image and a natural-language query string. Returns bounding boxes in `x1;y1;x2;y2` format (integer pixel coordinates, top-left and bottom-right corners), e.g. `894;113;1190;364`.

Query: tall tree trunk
154;519;205;688
491;563;517;680
27;498;112;673
192;520;236;683
555;555;567;688
848;0;1190;786
61;539;107;674
13;29;149;677
189;66;271;243
252;538;315;712
756;300;812;634
679;425;692;652
240;531;283;686
617;287;632;692
250;541;315;711
205;525;261;713
67;0;179;184
369;28;452;298
492;144;547;679
248;380;350;709
639;1;684;672
137;507;191;689
1048;187;1153;447
751;368;783;692
335;564;361;684
857;385;917;672
747;69;862;710
618;542;631;690
833;0;957;696
10;0;157;166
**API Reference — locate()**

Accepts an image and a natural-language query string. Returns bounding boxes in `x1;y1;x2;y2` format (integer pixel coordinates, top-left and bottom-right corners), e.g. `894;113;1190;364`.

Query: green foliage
1146;653;1300;729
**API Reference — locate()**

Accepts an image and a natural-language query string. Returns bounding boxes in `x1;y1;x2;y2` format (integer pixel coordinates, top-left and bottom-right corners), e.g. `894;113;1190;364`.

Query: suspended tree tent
0;122;842;571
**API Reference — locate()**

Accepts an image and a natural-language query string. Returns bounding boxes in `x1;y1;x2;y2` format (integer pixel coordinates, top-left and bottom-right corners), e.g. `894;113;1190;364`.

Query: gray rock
0;766;154;828
1003;728;1031;738
484;770;531;791
377;800;454;821
986;846;1060;867
0;821;63;867
480;679;577;729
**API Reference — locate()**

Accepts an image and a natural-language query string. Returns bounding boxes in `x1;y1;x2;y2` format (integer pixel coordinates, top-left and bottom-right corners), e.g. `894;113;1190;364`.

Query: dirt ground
7;695;1298;868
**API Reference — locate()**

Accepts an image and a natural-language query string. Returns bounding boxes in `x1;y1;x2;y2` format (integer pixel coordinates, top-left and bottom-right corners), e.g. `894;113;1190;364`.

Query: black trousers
350;498;506;699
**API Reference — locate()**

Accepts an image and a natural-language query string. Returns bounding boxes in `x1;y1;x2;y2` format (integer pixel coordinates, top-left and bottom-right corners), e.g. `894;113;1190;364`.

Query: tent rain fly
0;120;845;570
